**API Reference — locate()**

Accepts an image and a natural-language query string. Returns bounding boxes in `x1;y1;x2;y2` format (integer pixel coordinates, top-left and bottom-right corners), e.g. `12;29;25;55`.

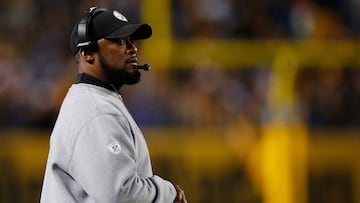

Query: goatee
99;54;141;88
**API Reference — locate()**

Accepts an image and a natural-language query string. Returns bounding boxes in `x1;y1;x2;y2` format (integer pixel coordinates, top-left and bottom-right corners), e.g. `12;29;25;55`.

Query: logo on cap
113;11;128;22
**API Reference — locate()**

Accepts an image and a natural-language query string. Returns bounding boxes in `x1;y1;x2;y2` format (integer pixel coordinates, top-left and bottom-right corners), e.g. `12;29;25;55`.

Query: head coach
40;7;186;203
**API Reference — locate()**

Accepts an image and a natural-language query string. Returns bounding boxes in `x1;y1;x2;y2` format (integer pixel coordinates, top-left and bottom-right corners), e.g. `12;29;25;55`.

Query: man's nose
126;42;138;54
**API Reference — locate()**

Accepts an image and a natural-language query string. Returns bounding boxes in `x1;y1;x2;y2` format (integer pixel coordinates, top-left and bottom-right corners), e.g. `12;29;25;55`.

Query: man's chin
125;71;141;85
117;70;141;85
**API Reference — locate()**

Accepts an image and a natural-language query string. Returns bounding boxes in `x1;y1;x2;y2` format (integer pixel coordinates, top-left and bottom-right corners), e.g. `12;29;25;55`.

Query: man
40;7;186;203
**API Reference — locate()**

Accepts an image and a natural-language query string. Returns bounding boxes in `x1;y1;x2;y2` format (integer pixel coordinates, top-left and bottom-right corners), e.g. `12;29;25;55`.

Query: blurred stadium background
0;0;360;202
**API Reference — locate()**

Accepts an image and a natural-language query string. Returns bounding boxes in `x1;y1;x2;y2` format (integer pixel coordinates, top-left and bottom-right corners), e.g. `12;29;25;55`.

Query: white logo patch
107;142;122;154
113;11;128;22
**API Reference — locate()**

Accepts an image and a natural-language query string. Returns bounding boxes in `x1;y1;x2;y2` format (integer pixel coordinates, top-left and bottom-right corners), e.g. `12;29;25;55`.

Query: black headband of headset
76;7;108;48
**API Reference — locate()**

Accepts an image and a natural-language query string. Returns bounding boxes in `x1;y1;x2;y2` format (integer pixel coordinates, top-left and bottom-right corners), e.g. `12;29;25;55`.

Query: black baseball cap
70;7;152;55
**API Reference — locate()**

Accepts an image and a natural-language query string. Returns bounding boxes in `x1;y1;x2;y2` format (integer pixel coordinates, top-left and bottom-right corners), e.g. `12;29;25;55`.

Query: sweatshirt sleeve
68;114;176;203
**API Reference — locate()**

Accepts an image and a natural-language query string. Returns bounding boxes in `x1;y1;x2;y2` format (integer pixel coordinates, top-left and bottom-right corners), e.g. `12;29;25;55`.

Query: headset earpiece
76;7;107;49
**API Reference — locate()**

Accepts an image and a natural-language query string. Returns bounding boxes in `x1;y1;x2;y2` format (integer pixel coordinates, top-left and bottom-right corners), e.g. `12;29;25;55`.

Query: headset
76;7;108;49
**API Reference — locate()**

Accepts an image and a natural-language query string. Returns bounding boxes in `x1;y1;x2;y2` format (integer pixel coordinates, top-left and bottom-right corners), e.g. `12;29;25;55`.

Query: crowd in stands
0;0;359;130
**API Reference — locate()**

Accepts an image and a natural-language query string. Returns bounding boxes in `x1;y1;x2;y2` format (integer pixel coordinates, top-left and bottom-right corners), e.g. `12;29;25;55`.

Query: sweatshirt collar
76;73;119;92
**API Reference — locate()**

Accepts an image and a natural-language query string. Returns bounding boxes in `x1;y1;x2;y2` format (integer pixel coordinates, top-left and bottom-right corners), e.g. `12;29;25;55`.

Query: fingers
174;185;187;203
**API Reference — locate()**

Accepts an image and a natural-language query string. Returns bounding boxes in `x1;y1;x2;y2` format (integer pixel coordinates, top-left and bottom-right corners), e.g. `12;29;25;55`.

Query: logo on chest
107;142;122;154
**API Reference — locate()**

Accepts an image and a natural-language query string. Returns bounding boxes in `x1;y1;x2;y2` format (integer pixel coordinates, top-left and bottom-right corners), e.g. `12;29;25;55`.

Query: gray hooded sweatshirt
40;81;176;203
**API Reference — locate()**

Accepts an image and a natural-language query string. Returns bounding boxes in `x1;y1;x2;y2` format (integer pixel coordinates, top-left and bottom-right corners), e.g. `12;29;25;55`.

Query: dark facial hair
98;53;141;88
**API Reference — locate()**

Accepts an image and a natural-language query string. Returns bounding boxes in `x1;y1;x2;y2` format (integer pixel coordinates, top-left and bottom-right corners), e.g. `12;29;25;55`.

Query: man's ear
80;50;95;64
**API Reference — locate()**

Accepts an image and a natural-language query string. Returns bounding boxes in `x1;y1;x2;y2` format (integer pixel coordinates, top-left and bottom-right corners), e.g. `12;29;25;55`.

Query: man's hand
173;184;187;203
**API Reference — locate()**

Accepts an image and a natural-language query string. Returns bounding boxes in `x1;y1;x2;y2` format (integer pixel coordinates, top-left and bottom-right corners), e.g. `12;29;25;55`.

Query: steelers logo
113;10;128;22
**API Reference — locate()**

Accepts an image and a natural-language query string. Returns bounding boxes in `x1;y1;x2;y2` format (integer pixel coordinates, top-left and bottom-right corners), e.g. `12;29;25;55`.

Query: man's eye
116;39;125;45
108;38;125;45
